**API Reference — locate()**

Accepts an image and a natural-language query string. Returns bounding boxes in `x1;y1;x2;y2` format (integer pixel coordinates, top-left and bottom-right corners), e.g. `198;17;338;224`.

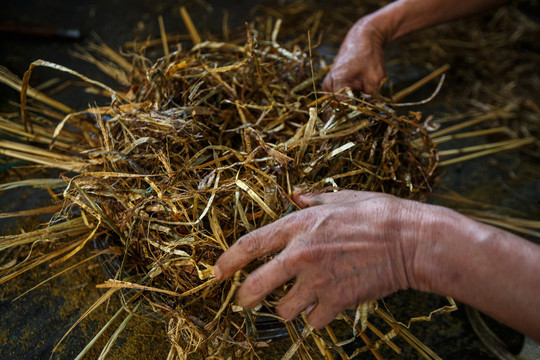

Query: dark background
1;1;537;359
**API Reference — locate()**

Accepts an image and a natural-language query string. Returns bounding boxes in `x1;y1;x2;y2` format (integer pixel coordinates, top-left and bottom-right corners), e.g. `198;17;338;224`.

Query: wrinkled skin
322;18;387;94
214;191;423;329
215;0;540;337
214;190;540;339
321;0;510;94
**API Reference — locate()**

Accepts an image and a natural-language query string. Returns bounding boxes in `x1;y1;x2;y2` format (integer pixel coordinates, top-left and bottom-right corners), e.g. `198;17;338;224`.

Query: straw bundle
2;0;538;358
0;24;449;358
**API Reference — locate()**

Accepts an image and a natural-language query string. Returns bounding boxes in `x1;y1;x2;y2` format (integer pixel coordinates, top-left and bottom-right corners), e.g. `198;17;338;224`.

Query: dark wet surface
1;1;538;359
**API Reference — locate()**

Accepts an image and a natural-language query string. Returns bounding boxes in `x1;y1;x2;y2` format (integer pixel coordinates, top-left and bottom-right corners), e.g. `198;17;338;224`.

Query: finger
305;302;340;329
363;75;384;96
236;251;297;309
293;190;382;208
276;282;318;322
214;214;300;280
363;81;378;96
321;72;333;93
322;72;357;95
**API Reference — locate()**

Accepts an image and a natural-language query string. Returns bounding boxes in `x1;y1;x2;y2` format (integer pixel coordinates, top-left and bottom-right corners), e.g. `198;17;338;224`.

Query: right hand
322;17;387;95
214;190;429;329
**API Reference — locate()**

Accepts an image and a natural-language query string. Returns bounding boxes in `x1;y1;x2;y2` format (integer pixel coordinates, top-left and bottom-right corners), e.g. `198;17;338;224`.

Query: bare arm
214;191;540;341
323;0;510;93
414;202;540;340
368;0;509;41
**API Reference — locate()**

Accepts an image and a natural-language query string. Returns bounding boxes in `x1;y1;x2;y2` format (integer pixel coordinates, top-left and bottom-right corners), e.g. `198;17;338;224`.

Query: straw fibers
0;25;450;360
1;1;538;359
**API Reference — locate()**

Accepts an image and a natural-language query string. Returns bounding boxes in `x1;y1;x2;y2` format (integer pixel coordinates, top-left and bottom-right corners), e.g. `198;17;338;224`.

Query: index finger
294;190;383;208
322;72;352;96
214;211;303;280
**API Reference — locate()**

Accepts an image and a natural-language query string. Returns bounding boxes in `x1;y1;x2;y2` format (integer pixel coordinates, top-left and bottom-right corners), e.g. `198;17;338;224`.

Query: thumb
293;190;378;208
322;71;356;95
292;191;321;208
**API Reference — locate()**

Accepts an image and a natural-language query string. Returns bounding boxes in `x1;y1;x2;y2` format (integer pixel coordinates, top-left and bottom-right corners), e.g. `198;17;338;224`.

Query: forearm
411;206;540;341
364;0;510;43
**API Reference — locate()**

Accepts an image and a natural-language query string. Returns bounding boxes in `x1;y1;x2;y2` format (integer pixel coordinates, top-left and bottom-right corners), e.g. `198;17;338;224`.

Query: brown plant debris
0;22;453;360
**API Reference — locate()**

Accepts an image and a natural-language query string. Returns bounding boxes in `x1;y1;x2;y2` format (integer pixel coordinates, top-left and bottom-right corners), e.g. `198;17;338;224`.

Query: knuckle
244;269;267;295
277;298;298;320
322;286;354;313
237;233;261;257
290;242;326;265
307;306;336;329
301;192;319;203
277;256;296;279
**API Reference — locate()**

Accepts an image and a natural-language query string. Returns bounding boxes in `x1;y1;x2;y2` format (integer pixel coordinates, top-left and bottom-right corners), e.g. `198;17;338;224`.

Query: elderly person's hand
322;18;387;95
214;190;431;328
322;0;511;95
214;189;540;340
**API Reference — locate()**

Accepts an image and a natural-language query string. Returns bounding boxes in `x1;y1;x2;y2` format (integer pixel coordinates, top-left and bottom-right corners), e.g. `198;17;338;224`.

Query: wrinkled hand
322;18;387;95
214;190;426;329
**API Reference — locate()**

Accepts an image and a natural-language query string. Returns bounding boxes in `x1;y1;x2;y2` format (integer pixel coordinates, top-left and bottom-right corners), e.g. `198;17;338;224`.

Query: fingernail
213;265;222;280
304;303;316;315
293;192;311;208
236;290;259;310
282;310;298;322
236;293;250;308
236;297;252;309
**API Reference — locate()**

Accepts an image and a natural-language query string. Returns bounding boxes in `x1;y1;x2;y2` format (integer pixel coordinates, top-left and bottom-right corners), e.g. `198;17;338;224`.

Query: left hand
214;190;424;329
322;17;387;94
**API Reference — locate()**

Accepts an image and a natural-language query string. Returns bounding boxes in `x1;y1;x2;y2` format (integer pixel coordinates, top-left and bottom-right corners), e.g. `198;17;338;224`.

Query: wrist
400;203;466;294
387;199;442;292
359;1;408;44
354;14;392;47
